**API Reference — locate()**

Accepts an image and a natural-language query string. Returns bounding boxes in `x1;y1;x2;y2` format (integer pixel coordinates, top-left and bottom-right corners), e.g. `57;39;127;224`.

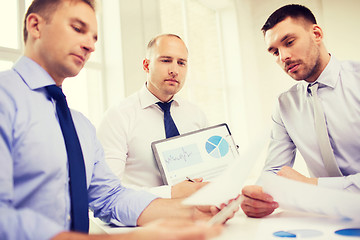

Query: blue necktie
46;85;89;233
157;100;180;138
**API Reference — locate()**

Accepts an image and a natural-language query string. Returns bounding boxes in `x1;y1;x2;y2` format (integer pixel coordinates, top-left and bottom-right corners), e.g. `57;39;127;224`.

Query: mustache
285;59;301;67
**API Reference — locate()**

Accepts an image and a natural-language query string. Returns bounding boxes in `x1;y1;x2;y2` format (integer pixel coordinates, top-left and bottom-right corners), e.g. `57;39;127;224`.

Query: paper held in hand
262;172;360;221
183;130;268;206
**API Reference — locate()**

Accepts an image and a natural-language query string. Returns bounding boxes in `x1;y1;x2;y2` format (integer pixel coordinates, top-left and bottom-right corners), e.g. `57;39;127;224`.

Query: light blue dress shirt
264;56;360;192
0;56;158;240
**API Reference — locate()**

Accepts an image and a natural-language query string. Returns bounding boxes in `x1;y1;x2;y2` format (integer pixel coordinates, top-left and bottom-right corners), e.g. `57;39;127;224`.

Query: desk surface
90;209;360;239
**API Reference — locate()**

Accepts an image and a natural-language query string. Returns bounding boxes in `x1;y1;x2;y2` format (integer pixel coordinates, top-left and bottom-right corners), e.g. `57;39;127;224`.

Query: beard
285;44;322;82
301;52;322;82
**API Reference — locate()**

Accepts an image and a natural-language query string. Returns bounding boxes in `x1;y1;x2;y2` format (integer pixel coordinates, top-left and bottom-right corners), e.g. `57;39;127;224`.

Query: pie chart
335;228;360;237
273;229;323;238
205;135;229;158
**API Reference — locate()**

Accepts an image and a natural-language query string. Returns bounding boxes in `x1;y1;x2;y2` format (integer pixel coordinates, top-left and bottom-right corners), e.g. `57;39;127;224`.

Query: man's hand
137;195;239;226
240;185;278;218
171;178;208;198
192;195;240;224
277;166;318;185
52;219;223;240
133;218;223;240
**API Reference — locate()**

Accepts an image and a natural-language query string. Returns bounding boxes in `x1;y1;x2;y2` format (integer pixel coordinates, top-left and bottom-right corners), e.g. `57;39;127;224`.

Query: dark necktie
157;100;180;138
46;85;89;233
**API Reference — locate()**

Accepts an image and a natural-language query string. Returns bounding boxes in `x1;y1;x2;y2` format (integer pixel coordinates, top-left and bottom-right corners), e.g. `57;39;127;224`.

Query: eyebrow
267;33;295;53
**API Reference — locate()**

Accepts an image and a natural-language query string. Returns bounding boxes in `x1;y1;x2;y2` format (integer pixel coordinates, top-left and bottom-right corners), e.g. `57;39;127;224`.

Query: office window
0;2;19;49
64;68;104;127
159;0;228;126
0;60;14;72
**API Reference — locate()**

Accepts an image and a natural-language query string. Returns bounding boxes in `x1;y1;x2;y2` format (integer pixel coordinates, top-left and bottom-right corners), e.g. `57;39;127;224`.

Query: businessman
97;34;208;198
241;4;360;218
0;0;233;239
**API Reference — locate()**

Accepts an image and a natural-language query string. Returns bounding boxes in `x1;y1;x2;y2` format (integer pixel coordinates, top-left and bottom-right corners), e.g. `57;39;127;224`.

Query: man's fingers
240;186;278;218
241;185;274;202
241;204;276;218
192;177;204;182
241;195;278;218
242;195;278;208
142;219;223;240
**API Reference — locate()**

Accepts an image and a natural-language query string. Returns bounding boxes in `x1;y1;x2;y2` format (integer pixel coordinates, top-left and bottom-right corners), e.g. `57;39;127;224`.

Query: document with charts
151;123;239;186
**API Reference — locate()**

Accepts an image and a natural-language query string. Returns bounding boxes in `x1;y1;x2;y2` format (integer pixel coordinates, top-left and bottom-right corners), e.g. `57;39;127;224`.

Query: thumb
192;177;203;182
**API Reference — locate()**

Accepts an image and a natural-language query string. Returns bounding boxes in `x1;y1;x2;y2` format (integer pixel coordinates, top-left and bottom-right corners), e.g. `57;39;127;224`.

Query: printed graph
205;135;229;158
162;144;202;172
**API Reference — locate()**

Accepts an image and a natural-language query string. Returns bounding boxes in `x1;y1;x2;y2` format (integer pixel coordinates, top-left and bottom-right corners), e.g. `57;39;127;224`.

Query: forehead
264;17;307;48
153;36;188;58
53;1;98;32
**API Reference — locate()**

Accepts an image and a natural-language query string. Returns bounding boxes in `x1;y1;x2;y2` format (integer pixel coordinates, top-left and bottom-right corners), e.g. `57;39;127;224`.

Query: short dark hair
261;4;317;35
23;0;96;43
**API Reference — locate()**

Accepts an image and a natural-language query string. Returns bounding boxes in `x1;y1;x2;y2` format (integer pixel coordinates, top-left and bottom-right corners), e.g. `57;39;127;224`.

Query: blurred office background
1;0;359;179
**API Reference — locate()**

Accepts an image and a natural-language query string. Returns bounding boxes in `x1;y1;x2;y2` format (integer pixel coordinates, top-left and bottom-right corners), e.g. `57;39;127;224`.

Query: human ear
312;24;323;43
143;59;150;72
26;13;44;40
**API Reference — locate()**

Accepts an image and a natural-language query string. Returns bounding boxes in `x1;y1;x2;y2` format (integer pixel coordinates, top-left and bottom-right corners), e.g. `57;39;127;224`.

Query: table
89;209;360;239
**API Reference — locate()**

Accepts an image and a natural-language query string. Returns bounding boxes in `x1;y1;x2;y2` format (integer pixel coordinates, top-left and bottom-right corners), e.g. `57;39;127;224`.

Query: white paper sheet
262;173;360;220
183;131;268;206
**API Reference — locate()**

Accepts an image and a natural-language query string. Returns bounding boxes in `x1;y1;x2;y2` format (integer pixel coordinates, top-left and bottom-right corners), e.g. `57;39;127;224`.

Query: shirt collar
313;55;340;89
13;56;56;90
306;55;341;96
139;83;180;109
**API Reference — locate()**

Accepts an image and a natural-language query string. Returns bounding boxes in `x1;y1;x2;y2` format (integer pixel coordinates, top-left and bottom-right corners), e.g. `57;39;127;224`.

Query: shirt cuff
110;190;159;227
317;177;346;190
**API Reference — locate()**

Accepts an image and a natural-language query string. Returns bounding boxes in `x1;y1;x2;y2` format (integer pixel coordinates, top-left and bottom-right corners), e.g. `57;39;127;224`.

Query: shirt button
67;215;71;221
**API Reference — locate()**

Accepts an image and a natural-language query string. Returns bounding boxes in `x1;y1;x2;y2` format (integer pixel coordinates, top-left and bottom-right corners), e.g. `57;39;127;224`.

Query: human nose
279;48;291;63
82;34;96;53
168;63;179;77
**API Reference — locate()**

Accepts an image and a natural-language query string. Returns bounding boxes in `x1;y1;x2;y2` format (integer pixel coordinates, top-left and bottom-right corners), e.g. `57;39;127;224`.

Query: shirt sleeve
318;173;360;192
97;108;128;179
97;106;172;198
263;102;297;173
263;100;360;193
87;128;159;226
0;89;63;240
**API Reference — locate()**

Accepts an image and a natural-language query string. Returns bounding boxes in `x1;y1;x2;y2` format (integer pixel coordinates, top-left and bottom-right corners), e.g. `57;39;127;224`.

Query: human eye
72;25;82;33
160;58;172;63
285;39;294;47
272;50;279;57
178;60;186;66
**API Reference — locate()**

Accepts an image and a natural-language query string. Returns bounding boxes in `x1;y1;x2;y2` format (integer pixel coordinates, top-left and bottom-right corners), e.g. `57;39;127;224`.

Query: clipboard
151;123;239;186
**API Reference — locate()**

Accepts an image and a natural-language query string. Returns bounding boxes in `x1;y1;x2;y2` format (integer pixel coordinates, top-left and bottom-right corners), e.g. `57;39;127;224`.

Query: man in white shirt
241;4;360;218
97;34;208;198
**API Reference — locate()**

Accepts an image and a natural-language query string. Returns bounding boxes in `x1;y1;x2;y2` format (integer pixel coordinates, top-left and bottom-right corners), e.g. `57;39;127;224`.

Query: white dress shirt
263;56;360;192
97;84;208;198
